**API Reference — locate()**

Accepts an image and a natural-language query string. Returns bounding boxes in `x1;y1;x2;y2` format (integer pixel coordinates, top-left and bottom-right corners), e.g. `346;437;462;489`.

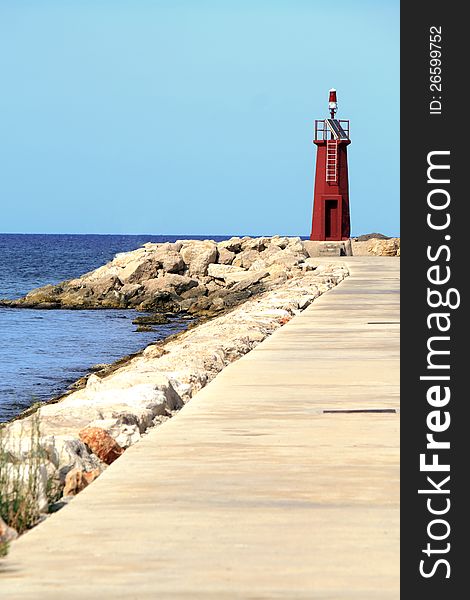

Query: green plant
0;413;53;537
0;540;8;558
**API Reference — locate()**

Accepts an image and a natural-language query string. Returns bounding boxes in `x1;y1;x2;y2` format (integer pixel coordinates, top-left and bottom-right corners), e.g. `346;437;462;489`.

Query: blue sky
0;0;399;236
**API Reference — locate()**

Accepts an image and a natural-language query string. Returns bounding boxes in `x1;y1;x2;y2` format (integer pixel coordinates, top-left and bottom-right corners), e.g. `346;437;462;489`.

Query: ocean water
0;234;228;422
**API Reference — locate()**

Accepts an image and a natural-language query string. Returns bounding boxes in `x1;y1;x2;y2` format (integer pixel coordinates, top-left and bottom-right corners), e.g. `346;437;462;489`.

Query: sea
0;234;229;422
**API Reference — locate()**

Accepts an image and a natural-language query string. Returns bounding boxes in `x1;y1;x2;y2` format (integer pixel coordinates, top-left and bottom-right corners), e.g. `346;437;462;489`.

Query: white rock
265;250;303;269
270;236;289;249
207;263;244;279
218;237;243;253
180;241;218;276
86;418;141;449
230;270;269;291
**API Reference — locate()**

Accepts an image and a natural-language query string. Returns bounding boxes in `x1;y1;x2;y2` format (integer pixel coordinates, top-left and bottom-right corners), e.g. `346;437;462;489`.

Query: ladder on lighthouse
326;139;338;183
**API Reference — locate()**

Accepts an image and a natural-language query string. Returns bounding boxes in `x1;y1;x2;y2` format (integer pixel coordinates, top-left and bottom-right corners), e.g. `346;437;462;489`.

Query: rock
143;274;198;295
303;258;319;269
90;363;112;372
119;283;144;302
240;237;268;251
186;297;212;314
132;314;169;325
78;375;183;430
206;295;226;312
248;258;268;272
286;237;308;255
55;438;105;473
180;241;218;276
232;250;261;269
89;276;122;298
260;244;282;259
0;516;18;544
269;236;289;249
137;290;181;313
78;427;124;465
85;374;105;392
207;263;244;279
153;246;185;274
355;232;390;241
3;236;332;311
63;467;100;496
229;270;269;291
221;289;253;308
367;238;400;256
86;416;141;448
264;270;288;286
154;241;183;253
217;247;236;265
180;283;208;299
136;325;154;332
218;237;243;253
297;293;318;309
264;249;302;269
122;258;161;284
48;496;74;513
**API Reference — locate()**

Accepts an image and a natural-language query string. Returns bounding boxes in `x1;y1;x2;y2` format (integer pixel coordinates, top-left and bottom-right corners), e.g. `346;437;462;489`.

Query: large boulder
217;247;236;265
143;274;198;295
229;270;269;291
55;438;105;473
88;276;122;298
240;237;269;252
218;237;243;253
269;236;289;249
153;245;185;273
63;467;100;497
207;264;244;280
180;283;208;299
264;249;303;269
23;285;62;306
285;237;308;256
78;427;124;465
86;415;141;449
121;258;161;284
119;283;144;304
367;238;400;256
232;250;261;269
137;290;182;312
180;241;218;276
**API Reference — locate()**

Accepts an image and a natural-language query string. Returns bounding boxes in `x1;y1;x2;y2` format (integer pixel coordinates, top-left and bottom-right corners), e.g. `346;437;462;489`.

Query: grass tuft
0;413;58;556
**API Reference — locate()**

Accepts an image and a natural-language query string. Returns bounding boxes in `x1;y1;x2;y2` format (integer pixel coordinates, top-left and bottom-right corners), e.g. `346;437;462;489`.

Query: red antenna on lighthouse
328;88;337;118
309;89;351;241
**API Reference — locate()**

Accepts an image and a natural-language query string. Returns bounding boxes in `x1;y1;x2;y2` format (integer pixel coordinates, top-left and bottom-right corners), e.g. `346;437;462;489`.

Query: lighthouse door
325;199;339;240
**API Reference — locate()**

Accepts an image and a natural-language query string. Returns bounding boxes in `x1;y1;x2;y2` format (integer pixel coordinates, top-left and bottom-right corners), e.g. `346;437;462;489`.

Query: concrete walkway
0;257;399;599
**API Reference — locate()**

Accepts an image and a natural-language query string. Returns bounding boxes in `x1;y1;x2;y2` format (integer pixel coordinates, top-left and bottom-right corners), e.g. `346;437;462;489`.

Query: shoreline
0;255;400;596
1;235;399;546
5;315;199;426
1;257;349;543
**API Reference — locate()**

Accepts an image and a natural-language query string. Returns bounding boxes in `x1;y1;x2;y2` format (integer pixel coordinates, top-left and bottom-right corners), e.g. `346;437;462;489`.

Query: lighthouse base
304;239;352;258
310;193;350;242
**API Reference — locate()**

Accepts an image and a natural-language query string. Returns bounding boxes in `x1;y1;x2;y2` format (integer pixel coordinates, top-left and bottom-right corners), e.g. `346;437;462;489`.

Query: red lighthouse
310;89;351;241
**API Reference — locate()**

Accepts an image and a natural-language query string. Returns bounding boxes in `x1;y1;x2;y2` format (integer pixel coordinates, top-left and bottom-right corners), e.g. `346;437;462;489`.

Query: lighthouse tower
310;89;351;241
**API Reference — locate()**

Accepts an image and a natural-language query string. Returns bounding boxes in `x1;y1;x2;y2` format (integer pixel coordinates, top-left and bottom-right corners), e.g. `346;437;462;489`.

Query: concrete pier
0;257;399;599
